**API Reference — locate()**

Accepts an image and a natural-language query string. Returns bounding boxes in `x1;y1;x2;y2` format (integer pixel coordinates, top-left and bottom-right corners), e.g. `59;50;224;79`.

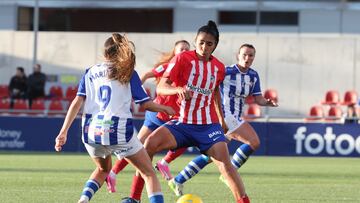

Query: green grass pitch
0;153;359;203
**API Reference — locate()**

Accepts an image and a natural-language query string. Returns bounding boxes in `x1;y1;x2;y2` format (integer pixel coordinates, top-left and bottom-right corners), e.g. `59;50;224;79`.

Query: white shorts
84;134;143;159
224;114;245;135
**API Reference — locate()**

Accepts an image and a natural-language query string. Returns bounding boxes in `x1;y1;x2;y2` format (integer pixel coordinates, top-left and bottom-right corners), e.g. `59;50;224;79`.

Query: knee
144;137;159;156
250;137;260;151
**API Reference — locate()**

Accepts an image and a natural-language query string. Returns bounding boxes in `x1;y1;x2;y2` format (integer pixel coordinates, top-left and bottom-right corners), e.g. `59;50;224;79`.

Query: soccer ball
176;194;203;203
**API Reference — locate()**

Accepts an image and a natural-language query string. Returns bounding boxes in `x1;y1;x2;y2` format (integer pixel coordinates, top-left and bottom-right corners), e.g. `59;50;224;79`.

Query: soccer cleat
155;161;173;181
77;198;88;203
168;178;183;197
120;197;141;203
219;175;230;188
106;175;116;193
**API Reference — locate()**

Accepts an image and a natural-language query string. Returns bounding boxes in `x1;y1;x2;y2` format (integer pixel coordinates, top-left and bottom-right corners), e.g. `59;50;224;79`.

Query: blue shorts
143;111;166;131
164;120;226;153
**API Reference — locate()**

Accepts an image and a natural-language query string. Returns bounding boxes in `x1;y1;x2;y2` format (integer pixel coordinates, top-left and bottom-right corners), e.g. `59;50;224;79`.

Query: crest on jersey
210;75;215;82
155;65;164;73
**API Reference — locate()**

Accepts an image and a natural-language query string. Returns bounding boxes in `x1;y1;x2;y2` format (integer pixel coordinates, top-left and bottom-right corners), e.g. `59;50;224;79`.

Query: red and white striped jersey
163;50;225;124
150;63;180;122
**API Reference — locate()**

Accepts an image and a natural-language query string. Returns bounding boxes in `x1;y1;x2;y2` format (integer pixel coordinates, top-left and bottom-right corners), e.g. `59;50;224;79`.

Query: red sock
112;159;129;174
163;147;187;163
237;195;250;203
130;175;145;201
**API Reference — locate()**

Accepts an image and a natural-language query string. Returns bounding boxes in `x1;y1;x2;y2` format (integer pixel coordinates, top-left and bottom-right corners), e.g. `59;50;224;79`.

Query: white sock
109;170;116;178
160;159;169;165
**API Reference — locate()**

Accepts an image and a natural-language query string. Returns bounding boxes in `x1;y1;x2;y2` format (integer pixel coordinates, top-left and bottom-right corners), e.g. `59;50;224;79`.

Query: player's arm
214;87;228;133
141;100;175;116
140;70;155;84
55;96;84;152
157;77;182;95
254;95;278;107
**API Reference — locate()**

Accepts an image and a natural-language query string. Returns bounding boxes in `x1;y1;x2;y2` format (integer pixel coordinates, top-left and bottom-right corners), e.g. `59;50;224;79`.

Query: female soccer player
168;44;278;192
105;40;190;194
122;20;250;203
54;33;174;203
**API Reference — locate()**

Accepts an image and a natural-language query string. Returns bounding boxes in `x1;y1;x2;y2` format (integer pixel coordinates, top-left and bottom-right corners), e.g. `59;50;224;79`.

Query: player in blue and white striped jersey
168;44;278;197
55;33;174;203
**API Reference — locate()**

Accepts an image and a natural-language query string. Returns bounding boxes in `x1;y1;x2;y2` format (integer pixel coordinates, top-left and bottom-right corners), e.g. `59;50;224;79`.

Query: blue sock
79;179;100;202
175;154;210;184
231;144;254;169
149;192;164;203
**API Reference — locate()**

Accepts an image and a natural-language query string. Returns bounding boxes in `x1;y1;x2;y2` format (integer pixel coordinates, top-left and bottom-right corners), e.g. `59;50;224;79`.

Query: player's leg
122;124;178;203
168;154;211;196
227;121;260;170
155;147;187;180
79;144;112;203
207;142;250;203
126;148;164;203
107;113;157;193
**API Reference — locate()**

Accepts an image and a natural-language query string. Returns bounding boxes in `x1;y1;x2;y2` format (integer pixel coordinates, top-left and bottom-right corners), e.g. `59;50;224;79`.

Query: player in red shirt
105;40;190;194
121;21;250;203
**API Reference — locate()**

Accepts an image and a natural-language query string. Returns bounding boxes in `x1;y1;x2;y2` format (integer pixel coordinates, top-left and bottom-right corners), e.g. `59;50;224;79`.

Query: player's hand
163;106;176;116
55;132;67;152
176;87;192;101
266;99;278;107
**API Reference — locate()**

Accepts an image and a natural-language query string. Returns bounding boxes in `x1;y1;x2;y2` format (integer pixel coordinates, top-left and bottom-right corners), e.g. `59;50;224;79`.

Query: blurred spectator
27;63;46;107
344;103;360;124
9;67;27;108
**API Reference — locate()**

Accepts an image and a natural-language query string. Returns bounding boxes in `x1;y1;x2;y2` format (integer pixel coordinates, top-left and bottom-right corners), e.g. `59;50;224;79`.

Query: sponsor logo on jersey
187;84;212;95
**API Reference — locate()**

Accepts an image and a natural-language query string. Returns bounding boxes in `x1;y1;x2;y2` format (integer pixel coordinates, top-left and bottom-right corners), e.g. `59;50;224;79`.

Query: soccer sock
79;179;100;202
130;175;145;201
174;154;210;184
231;144;254;169
149;192;164;203
112;159;129;174
163;147;187;164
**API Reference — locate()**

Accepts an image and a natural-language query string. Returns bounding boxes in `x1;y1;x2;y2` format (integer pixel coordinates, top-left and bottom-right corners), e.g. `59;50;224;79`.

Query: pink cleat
155;161;173;181
106;174;116;193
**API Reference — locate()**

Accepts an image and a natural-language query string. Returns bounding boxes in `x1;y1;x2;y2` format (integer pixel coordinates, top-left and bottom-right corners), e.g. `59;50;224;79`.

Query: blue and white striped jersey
220;64;262;119
77;62;150;145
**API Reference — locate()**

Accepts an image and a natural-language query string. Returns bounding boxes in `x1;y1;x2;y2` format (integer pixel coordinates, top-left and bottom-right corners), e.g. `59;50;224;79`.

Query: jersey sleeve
151;64;166;78
251;72;262;96
163;54;182;84
77;69;89;97
130;71;151;104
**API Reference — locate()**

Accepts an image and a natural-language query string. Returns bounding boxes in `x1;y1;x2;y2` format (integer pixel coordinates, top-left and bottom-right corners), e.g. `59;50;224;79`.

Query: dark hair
104;33;136;84
196;20;220;45
17;67;24;73
238;44;256;54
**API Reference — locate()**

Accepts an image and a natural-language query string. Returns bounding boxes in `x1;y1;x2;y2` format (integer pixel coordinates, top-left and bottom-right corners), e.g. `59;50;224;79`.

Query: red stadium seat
322;90;340;105
342;90;358;106
244;104;261;120
0;99;10;115
0;85;9;98
12;99;28;115
65;86;78;101
0;99;10;109
306;105;324;120
29;99;45;115
49;85;64;100
326;106;343;121
264;89;278;103
48;100;64;116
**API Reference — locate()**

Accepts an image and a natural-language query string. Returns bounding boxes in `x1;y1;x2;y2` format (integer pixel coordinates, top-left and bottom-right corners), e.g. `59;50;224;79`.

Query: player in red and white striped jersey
121;21;250;203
